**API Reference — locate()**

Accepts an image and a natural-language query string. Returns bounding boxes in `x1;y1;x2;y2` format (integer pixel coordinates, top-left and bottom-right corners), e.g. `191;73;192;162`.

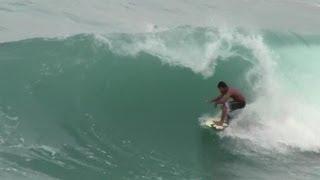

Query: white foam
161;27;320;152
101;27;250;77
222;35;320;152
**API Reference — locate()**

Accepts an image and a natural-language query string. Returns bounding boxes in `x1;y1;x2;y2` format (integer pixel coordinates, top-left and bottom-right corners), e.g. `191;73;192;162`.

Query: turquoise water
1;1;320;180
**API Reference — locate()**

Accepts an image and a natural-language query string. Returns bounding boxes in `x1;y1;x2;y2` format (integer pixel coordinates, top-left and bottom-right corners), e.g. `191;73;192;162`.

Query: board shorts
226;101;246;112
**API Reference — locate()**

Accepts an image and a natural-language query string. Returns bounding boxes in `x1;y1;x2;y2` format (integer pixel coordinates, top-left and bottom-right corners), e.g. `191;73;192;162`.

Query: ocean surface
1;0;320;179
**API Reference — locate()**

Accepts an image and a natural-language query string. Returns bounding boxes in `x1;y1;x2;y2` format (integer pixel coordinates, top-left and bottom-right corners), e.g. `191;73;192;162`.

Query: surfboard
202;117;228;130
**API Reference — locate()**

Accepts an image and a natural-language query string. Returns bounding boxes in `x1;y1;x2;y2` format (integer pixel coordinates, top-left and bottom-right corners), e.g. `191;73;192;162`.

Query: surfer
209;81;246;126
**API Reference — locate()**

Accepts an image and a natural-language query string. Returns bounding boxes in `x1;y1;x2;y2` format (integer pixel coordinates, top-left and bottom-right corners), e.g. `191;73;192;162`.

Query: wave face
1;1;320;180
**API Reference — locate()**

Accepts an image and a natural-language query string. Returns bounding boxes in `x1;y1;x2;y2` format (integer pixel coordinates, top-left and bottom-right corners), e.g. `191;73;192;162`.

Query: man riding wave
209;81;246;127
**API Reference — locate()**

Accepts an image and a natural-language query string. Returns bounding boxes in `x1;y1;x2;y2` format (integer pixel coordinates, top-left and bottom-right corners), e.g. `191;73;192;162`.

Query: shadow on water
198;128;242;180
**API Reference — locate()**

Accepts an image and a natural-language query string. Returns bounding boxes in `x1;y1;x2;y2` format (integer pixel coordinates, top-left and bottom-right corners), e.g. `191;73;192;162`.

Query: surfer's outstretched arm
216;92;231;104
210;94;223;103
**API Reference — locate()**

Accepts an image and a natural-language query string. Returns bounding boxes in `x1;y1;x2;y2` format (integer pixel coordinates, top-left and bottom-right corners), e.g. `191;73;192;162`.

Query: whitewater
1;0;320;179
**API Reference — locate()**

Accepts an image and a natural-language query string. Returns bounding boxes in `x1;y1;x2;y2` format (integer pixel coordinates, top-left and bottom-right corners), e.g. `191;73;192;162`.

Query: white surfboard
202;117;228;130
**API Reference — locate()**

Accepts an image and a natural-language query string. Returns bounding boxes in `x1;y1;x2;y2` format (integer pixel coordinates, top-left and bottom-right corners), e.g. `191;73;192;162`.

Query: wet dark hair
217;81;228;88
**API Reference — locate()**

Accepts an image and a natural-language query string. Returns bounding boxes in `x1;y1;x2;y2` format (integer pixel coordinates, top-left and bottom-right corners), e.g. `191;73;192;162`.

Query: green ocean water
0;28;320;180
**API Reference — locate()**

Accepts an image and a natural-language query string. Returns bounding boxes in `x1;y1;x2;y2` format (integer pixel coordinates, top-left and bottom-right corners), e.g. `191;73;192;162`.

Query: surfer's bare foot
215;121;224;126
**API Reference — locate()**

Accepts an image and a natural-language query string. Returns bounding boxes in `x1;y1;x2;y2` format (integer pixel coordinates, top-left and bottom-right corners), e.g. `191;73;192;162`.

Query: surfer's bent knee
221;103;228;111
